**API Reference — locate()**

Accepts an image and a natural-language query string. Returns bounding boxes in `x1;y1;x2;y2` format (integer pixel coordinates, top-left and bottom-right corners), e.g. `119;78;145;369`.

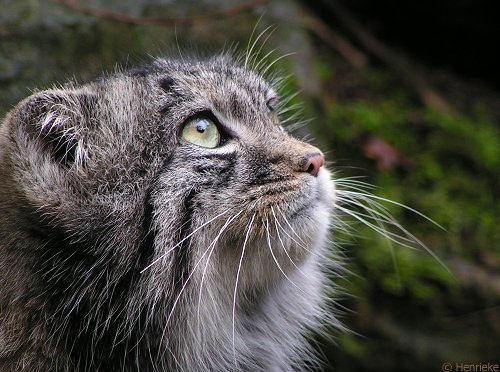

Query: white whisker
335;176;449;272
140;208;231;273
252;48;276;73
197;210;244;323
250;27;276;70
263;216;302;292
275;206;309;248
337;187;445;230
336;205;418;249
271;205;327;259
244;23;274;69
271;208;308;278
160;238;222;345
261;53;295;77
232;213;256;367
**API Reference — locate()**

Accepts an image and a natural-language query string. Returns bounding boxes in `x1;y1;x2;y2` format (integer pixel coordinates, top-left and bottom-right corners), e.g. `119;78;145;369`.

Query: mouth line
288;197;317;221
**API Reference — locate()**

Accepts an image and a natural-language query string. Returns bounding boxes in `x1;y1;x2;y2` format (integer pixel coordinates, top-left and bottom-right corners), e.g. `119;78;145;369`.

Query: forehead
153;58;276;121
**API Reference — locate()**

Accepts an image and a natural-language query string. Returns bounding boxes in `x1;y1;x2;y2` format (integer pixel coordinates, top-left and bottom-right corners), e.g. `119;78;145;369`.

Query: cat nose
303;153;325;176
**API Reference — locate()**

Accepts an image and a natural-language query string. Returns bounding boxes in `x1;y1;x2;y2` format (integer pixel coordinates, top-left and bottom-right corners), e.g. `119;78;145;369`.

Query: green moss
309;60;500;369
337;332;366;359
315;59;335;82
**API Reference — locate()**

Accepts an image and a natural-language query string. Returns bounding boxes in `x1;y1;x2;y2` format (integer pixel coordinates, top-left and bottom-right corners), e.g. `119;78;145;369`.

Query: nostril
303;153;325;176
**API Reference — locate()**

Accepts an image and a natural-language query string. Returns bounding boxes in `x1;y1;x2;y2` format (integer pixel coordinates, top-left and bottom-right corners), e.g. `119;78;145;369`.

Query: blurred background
1;0;499;370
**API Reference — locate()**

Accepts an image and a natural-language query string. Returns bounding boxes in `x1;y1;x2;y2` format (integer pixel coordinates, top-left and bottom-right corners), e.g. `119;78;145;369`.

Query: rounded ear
14;89;96;168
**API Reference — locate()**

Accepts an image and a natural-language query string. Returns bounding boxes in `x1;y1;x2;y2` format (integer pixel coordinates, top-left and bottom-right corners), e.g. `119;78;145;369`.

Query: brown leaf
363;137;412;171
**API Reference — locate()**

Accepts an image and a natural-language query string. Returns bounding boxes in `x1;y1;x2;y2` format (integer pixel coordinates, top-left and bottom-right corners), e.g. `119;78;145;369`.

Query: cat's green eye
181;117;220;148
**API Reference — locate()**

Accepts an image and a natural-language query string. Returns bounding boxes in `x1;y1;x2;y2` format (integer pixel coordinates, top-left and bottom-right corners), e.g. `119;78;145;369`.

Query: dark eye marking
159;77;175;92
266;97;278;114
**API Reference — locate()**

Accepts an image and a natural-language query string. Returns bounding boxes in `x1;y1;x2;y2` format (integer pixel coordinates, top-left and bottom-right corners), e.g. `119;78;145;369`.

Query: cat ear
15;89;96;168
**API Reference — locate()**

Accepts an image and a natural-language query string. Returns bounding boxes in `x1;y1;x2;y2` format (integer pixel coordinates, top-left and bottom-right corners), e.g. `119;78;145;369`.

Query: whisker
277;90;302;108
261;52;295;77
339;192;403;284
336;205;417;249
197;210;244;323
337;190;439;249
174;25;184;63
244;23;274;69
275;206;315;253
337;198;416;242
337;187;445;230
252;48;276;73
335;204;450;272
263;216;303;292
277;102;304;118
334;176;450;273
140;208;231;273
243;16;261;68
271;206;314;255
250;27;277;71
271;208;308;278
159;235;226;347
232;213;256;367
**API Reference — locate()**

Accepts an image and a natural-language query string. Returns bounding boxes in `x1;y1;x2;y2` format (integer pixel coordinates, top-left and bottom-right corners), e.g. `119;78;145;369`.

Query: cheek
294;200;332;254
292;171;335;254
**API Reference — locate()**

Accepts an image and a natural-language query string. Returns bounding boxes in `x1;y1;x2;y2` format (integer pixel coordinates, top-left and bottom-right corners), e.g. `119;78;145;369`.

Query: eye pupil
196;124;206;133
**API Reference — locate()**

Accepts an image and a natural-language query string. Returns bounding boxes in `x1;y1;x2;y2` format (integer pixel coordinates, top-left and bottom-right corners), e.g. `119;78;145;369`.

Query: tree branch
300;14;367;69
49;0;269;27
325;0;454;112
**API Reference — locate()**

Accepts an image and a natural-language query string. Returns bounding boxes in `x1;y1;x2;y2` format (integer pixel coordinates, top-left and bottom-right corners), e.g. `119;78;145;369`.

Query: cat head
2;55;336;343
